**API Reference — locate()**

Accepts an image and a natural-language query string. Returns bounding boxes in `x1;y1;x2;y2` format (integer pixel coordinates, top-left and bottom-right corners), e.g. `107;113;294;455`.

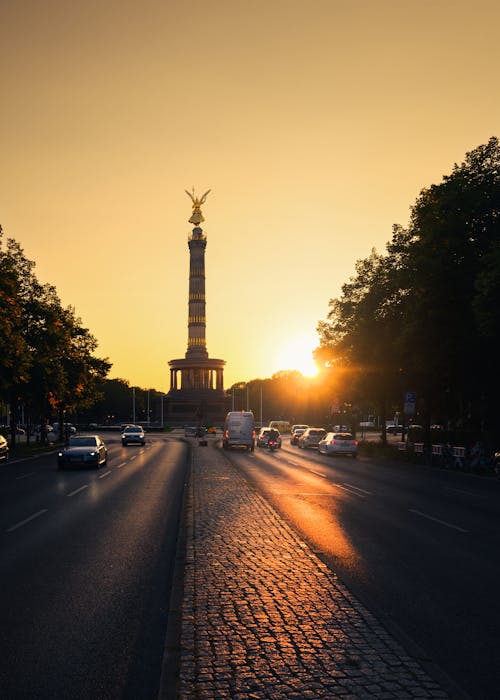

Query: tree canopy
0;227;111;442
317;137;500;445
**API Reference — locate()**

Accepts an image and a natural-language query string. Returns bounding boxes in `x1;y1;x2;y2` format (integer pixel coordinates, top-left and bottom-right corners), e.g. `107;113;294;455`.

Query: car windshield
124;426;142;433
69;437;97;447
333;433;354;441
310;430;325;436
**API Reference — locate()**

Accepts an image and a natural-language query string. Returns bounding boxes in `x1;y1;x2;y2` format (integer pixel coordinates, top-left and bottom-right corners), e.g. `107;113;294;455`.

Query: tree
0;227;31;402
0;229;111;444
317;137;500;446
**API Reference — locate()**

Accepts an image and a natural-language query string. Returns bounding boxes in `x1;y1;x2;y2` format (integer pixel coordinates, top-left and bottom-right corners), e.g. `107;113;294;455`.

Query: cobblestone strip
178;443;450;699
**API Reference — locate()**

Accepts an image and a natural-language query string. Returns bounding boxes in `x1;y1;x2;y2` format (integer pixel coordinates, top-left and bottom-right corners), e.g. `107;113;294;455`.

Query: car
0;434;9;461
186;426;207;437
290;424;309;445
268;420;291;434
223;411;255;451
35;424;54;435
257;427;282;448
386;425;402;435
58;435;107;469
493;450;500;477
318;432;358;457
298;427;326;449
53;422;77;435
122;425;146;446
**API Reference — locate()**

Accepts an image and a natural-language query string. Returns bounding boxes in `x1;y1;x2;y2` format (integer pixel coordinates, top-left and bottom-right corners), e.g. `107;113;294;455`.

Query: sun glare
277;334;319;377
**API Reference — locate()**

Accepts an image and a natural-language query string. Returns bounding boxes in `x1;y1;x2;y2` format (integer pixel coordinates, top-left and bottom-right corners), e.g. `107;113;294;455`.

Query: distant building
165;190;228;426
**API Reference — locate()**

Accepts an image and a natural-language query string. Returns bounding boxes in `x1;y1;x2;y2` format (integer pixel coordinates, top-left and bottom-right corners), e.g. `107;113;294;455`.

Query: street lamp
160;393;165;428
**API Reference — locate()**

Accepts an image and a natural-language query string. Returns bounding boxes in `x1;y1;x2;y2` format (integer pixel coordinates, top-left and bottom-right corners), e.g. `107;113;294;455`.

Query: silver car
121;425;146;446
257;427;282;448
318;432;358;457
290;425;309;445
298;428;326;449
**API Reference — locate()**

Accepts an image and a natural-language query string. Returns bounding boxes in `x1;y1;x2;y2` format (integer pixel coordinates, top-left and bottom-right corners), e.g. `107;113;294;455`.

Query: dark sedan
58;435;107;469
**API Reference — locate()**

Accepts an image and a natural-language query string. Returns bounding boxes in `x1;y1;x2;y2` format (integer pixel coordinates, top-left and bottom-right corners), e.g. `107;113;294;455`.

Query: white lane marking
286;460;299;466
446;487;478;498
98;470;112;479
409;509;469;533
310;470;327;478
335;483;367;499
7;509;48;533
344;482;373;496
116;462;127;469
67;485;89;497
16;472;36;480
129;456;137;461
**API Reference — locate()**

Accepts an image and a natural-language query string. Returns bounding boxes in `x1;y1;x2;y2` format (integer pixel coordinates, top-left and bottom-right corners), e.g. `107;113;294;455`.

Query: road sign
404;391;416;415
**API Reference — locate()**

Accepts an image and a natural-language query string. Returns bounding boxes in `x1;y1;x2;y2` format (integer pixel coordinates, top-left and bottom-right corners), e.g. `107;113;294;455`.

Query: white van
223;411;255;451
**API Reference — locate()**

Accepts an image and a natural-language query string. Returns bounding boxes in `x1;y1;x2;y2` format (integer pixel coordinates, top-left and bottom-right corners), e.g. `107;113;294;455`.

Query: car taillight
225;430;228;438
354;440;358;446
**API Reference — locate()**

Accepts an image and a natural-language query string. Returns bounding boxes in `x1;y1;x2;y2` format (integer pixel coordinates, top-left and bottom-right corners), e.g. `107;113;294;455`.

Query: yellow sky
1;0;498;390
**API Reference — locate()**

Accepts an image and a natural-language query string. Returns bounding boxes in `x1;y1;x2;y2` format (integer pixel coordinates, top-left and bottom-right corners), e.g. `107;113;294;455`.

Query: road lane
229;440;500;700
0;435;188;699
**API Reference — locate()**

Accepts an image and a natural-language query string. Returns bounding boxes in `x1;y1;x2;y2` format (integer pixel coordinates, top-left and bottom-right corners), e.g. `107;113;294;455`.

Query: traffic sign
404;391;416;415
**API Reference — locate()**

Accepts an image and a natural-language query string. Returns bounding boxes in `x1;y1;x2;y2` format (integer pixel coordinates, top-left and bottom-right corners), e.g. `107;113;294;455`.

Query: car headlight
90;451;96;456
58;452;63;457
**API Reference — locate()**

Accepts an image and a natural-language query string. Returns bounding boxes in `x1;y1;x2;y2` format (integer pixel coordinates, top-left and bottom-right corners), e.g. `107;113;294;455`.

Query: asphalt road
228;439;500;700
0;433;188;699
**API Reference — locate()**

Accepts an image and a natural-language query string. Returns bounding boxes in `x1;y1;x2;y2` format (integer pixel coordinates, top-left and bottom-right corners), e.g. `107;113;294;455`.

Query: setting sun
276;334;319;377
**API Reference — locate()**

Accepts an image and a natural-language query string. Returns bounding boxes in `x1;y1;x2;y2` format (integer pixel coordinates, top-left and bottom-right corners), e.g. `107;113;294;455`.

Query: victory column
164;189;227;426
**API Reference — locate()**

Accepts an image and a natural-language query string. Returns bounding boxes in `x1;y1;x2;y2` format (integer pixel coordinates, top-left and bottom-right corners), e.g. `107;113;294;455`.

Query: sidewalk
174;440;453;699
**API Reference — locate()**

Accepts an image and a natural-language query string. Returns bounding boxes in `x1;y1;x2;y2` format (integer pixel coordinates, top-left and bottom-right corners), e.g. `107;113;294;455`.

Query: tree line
0;228;111;445
315;137;500;448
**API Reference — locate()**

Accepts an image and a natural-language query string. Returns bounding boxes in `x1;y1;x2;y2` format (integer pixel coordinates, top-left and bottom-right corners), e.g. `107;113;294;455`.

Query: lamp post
260;384;263;426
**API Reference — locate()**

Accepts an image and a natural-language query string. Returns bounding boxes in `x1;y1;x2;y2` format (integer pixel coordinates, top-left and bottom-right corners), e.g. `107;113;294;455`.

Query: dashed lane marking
446;487;478;498
7;509;48;533
16;472;36;480
67;485;89;497
343;482;373;496
409;508;469;533
335;483;367;499
98;470;112;479
116;462;127;469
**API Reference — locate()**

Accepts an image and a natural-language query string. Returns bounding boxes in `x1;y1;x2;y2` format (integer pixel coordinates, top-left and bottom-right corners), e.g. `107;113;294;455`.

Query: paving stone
174;442;453;699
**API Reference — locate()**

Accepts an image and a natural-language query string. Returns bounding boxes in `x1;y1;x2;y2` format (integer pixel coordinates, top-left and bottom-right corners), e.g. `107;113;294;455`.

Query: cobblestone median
177;442;450;699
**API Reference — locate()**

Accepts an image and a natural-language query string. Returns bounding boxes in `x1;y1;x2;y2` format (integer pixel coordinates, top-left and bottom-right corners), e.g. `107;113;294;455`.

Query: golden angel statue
185;187;211;225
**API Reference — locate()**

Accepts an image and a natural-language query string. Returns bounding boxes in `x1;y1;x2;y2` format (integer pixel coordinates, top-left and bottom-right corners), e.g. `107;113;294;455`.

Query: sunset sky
1;0;498;390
